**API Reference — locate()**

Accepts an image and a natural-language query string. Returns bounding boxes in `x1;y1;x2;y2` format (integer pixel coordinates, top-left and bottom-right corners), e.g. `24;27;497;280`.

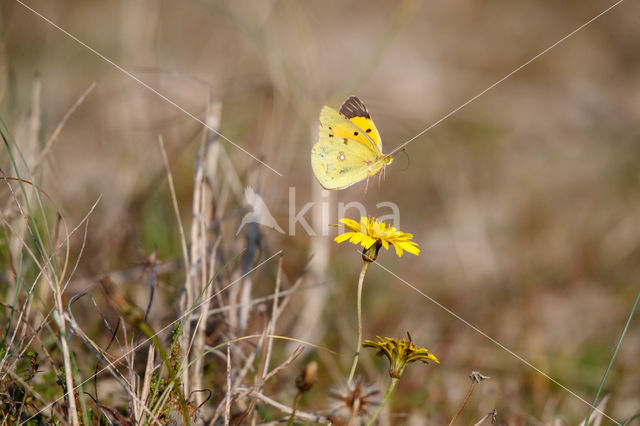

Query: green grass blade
584;288;640;425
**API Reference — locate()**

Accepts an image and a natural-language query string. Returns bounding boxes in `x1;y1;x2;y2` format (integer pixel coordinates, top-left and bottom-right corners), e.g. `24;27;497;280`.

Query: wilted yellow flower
364;335;439;379
334;217;420;260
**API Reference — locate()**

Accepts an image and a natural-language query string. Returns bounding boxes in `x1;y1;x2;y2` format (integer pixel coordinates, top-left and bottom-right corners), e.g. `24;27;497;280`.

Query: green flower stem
367;377;398;426
348;260;370;384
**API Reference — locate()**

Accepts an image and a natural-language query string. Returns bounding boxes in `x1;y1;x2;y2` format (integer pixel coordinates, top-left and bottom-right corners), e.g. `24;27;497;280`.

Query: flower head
328;377;379;425
334;217;420;261
295;361;318;392
363;335;439;379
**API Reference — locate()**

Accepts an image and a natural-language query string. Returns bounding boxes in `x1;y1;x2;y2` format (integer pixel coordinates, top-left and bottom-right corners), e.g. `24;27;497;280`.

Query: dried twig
473;409;497;426
211;344;305;423
235;386;330;424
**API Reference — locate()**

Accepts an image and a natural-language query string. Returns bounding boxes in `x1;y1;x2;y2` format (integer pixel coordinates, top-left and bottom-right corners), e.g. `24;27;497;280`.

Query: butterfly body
311;97;392;190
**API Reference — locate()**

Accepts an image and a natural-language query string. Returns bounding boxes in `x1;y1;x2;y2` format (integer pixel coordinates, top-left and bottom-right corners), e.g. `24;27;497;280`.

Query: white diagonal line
372;259;618;423
14;0;283;177
389;0;626;156
21;250;283;425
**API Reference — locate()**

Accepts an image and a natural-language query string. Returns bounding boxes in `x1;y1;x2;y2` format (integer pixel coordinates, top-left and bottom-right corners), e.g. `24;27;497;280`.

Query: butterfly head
383;155;394;165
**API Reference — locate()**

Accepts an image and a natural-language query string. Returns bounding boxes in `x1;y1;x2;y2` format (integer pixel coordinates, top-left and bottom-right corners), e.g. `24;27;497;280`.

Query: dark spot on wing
343;138;348;145
329;134;334;138
354;131;358;136
366;128;372;133
339;96;370;119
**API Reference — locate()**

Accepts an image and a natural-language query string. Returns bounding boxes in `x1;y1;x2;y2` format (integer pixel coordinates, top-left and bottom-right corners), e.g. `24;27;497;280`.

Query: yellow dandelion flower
334;217;420;259
363;335;439;379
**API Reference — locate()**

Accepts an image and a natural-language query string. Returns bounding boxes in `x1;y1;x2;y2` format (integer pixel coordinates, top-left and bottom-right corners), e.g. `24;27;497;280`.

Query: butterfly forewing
318;106;380;153
339;96;383;152
339;96;370;119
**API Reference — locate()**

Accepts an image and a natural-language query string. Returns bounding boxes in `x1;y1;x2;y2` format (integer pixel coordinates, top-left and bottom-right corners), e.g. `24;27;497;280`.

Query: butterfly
311;96;394;190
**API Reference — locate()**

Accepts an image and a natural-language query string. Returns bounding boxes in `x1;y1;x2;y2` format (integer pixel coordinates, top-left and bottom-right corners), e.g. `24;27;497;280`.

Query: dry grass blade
31;82;97;173
579;395;610;426
235;386;330;424
65;309;162;425
188;95;223;405
226;343;232;426
258;254;285;391
135;345;157;422
263;345;304;383
158;133;195;402
1;139;78;424
211;342;307;423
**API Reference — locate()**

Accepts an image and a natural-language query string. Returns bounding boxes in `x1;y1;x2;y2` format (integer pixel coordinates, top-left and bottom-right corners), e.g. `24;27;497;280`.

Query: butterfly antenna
395;149;410;171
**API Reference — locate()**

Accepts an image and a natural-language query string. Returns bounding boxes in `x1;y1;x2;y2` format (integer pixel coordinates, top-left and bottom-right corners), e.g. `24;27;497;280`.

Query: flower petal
361;235;377;249
340;218;361;232
334;232;355;244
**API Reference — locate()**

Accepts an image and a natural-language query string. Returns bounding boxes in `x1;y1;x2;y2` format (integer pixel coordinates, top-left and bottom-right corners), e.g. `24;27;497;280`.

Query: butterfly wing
339;96;383;152
312;106;384;190
317;105;380;152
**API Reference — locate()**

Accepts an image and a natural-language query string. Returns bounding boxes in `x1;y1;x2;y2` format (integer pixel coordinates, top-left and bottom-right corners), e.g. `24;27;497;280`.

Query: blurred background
1;0;639;423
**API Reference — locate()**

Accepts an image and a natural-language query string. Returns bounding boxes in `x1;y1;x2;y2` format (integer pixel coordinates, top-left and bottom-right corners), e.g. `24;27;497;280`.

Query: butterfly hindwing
311;133;384;190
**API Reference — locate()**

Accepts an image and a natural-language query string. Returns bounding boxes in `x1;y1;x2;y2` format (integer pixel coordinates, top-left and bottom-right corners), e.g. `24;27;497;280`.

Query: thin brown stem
449;382;477;426
286;392;303;426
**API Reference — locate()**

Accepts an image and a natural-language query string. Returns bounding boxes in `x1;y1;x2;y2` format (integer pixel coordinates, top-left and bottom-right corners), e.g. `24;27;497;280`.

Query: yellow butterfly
311;96;394;190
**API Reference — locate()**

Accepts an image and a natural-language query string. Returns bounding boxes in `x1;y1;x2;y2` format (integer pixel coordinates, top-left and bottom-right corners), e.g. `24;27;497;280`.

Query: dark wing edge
339;96;370;119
